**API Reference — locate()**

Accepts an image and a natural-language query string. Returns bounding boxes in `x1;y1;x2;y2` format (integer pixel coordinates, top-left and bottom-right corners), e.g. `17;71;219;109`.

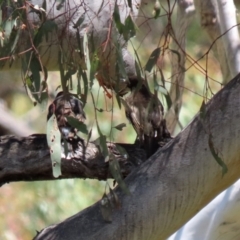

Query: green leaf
25;83;37;106
145;47;160;72
100;193;112;222
73;14;85;28
90;54;99;84
109;187;120;208
86;128;92;146
113;123;126;131
115;144;128;159
200;100;206;119
109;156;130;195
66;116;88;135
123;15;136;41
155;84;172;110
79;68;88;107
46;114;62;178
208;134;228;176
39;91;48;111
153;0;161;19
56;0;66;10
135;60;142;81
34;20;58;47
115;91;122;109
113;3;124;35
30;56;41;93
95;125;109;158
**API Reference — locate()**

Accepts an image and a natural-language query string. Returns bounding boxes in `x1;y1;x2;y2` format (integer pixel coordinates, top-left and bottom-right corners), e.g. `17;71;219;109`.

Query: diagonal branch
33;73;240;240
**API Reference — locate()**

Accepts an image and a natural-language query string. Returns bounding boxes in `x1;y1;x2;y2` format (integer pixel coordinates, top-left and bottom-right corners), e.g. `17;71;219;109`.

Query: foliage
0;0;227;238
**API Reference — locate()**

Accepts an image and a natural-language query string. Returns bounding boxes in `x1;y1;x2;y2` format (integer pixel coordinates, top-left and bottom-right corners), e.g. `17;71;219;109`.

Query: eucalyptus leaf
66;116;88;135
34;20;58;47
114;123;126;131
115;144;128;159
109;156;130;195
113;2;124;34
73;14;85;28
145;47;160;72
208;134;228;176
200;100;206;119
95;129;109;158
46;114;62;178
100;193;112;222
123;15;136;41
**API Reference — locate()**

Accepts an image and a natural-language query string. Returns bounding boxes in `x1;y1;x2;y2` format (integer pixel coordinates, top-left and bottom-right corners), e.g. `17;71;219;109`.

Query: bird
47;91;86;141
123;77;170;157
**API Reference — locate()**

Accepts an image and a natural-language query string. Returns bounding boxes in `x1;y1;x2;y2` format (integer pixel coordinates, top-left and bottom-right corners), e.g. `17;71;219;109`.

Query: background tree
0;0;240;239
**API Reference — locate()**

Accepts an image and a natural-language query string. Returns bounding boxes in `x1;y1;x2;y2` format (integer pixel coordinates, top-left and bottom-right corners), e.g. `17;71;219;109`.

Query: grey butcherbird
123;77;170;157
47;91;86;141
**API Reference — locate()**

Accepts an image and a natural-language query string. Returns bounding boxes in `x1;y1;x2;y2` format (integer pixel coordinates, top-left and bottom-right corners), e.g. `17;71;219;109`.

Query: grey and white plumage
124;77;170;157
47;91;86;141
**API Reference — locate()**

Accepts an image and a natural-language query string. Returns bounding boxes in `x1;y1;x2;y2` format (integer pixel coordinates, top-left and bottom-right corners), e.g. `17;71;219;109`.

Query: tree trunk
33;73;240;240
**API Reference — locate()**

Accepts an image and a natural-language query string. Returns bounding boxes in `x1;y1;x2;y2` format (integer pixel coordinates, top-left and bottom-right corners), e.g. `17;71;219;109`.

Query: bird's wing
129;106;144;138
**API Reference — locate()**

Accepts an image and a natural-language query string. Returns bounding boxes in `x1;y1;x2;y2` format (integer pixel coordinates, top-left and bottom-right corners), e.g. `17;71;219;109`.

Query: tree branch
0;134;147;186
34;73;240;239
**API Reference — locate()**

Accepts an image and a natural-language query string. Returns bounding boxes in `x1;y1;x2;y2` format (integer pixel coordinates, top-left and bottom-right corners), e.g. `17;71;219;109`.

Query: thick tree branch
34;73;240;240
0;134;147;186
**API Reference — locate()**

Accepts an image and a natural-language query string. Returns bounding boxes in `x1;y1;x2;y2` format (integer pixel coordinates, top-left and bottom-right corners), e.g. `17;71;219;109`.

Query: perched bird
47;91;86;141
123;77;170;157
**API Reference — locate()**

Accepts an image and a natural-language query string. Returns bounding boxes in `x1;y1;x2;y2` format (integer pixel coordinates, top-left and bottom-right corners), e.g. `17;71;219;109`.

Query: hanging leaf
39;91;48;111
56;0;66;10
208;134;228;176
152;0;161;19
109;187;121;208
115;144;128;159
109;155;130;195
155;84;172;110
135;60;142;81
90;53;99;83
46;114;62;178
123;15;136;41
200;100;206;119
95;133;109;158
113;123;126;131
79;67;88;107
100;193;112;222
30;56;41;93
86;128;92;146
73;14;85;28
115;92;122;109
94;124;108;157
113;3;124;35
34;20;58;47
66;116;88;135
25;82;37;106
145;47;160;72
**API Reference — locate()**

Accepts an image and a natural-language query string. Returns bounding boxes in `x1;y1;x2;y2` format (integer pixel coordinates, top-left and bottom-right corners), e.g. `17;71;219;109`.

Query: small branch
0;134;147;186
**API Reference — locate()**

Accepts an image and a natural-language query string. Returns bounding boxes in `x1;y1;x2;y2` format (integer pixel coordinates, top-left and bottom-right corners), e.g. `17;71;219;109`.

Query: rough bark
33;73;240;240
0;134;147;186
